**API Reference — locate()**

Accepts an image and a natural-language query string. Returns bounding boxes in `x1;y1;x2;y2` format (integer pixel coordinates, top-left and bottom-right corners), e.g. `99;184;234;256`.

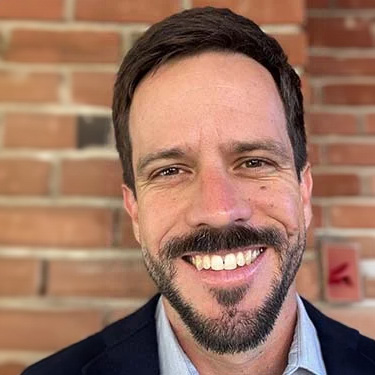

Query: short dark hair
113;7;306;194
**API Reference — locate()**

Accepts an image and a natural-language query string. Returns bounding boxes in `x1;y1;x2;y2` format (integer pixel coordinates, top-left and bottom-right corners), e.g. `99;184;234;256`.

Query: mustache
162;225;286;260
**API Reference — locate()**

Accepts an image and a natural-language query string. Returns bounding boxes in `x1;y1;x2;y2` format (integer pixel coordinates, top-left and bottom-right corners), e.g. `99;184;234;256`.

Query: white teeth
211;255;224;270
236;252;245;267
224;254;237;270
195;255;203;271
190;248;265;271
203;255;210;270
245;250;252;265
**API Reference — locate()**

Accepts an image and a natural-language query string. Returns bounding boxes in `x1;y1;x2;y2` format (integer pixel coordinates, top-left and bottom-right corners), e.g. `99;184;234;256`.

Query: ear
122;184;140;243
300;163;313;228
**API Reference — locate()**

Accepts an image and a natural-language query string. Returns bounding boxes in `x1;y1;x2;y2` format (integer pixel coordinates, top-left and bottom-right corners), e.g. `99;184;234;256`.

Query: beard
141;224;305;355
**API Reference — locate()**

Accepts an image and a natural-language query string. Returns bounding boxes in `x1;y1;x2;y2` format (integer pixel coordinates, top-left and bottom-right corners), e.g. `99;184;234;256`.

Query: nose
185;168;252;229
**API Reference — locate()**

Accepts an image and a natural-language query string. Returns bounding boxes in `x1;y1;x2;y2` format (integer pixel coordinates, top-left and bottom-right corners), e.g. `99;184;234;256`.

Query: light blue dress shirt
155;295;327;375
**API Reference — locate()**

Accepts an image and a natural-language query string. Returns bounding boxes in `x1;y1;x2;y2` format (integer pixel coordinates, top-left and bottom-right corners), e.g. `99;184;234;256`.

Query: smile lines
188;248;266;271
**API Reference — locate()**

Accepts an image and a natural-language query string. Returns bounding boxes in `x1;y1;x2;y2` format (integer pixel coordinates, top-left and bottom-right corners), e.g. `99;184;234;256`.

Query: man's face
123;52;312;354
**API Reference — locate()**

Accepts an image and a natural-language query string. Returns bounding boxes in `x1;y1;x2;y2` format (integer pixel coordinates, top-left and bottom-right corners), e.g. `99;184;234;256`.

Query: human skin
122;51;313;374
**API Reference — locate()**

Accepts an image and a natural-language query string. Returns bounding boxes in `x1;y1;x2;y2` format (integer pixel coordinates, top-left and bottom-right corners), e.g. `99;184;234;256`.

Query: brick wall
0;0;372;373
307;0;375;334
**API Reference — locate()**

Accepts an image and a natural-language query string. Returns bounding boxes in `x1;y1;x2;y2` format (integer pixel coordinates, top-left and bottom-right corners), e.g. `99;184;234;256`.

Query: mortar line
0;112;5;150
64;0;76;22
182;0;192;9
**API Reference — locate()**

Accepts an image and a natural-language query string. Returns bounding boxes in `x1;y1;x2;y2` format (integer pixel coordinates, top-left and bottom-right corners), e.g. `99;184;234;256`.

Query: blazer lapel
334;347;375;375
83;295;161;375
82;321;160;375
303;298;375;375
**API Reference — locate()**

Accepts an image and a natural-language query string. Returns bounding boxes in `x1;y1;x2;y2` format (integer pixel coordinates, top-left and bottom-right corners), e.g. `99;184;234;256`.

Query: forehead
129;52;290;161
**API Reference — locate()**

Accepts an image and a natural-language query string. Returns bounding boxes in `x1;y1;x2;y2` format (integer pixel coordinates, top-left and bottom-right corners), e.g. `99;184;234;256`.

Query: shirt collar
156;294;327;375
284;295;327;375
155;298;198;375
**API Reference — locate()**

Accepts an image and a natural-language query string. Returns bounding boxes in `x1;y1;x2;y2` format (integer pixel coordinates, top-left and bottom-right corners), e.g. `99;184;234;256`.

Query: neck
163;287;298;375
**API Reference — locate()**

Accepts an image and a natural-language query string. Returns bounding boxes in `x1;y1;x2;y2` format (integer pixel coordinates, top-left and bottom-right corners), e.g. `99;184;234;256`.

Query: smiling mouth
182;247;266;271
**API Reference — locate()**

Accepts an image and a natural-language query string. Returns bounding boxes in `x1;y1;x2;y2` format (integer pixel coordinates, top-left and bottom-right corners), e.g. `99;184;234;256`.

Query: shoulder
21;332;104;375
357;331;375;362
302;298;375;372
21;295;160;375
302;298;375;346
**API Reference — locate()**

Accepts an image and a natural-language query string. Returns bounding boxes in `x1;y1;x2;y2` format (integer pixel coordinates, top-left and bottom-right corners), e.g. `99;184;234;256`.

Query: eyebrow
228;140;291;161
136;148;185;176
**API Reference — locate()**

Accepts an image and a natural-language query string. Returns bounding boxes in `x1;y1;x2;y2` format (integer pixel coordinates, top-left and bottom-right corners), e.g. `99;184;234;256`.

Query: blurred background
0;0;374;373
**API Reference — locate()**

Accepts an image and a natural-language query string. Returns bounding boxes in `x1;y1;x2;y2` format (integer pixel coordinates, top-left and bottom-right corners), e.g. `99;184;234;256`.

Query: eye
242;159;266;168
237;158;277;175
154;166;182;178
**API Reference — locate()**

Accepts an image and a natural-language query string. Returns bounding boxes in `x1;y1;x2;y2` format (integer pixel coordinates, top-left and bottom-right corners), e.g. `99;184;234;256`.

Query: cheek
256;183;303;234
137;193;185;249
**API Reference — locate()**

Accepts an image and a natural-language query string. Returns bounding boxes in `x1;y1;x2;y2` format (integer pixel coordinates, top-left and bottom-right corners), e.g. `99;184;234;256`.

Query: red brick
296;258;320;301
308;142;322;165
307;112;357;135
307;0;330;8
72;72;114;106
336;0;375;7
272;32;307;66
300;75;311;105
0;309;102;350
76;0;180;23
193;0;304;24
0;259;40;296
330;205;375;228
327;143;375;165
0;71;59;103
3;113;76;149
364;278;375;298
308;17;373;48
5;30;121;63
306;206;322;251
312;174;360;196
367;176;375;195
0;159;50;195
61;159;122;197
306;206;322;247
48;259;156;298
320;307;375;338
355;237;375;258
0;362;26;375
0;207;113;247
0;0;63;20
323;84;375;105
312;205;323;228
308;56;375;76
364;114;375;134
309;84;321;105
306;225;315;248
120;213;140;248
330;237;375;258
106;305;143;325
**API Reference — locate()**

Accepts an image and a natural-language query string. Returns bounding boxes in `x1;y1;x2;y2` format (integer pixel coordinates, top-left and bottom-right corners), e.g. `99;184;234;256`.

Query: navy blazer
22;295;375;375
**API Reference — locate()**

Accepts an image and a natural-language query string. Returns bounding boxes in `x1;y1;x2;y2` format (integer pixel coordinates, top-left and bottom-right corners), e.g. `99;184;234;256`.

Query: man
23;7;375;375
